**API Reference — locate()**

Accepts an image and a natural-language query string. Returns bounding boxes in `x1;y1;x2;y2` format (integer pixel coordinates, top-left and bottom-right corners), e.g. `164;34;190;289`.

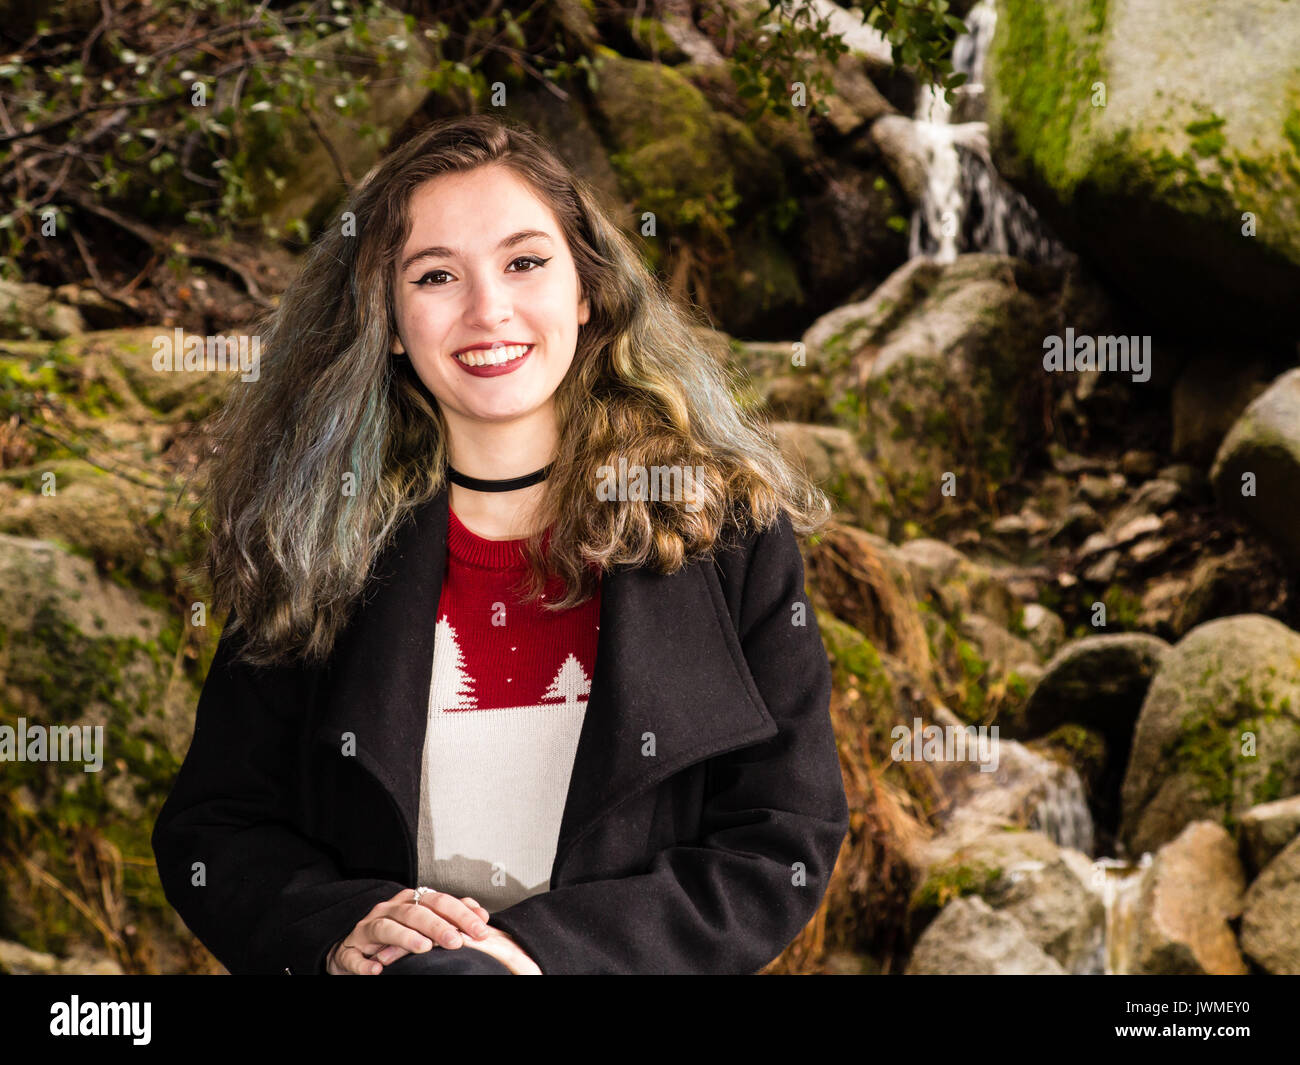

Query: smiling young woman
151;114;850;976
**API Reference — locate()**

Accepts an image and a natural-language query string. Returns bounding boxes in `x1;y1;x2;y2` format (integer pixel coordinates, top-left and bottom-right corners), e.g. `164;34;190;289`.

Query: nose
460;270;514;331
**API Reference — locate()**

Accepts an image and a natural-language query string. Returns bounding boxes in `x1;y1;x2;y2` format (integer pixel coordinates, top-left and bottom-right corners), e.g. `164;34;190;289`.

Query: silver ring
412;885;435;905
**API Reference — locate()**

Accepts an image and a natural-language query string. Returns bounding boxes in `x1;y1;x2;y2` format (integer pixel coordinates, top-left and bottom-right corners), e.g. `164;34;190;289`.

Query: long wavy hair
199;113;831;666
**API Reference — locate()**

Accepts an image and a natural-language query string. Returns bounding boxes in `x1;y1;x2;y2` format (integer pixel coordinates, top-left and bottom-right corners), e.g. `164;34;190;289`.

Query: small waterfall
1029;768;1094;855
1092;854;1150;975
907;0;1068;264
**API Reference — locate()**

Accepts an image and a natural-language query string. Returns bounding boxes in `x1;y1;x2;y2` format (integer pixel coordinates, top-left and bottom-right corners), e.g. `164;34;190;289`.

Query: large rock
0;279;87;339
1120;615;1300;856
587;53;807;336
985;0;1300;335
1211;368;1300;569
1121;821;1247;975
912;705;1095;861
769;422;893;536
905;895;1066;974
808;254;1096;526
910;830;1104;973
1017;633;1169;738
0;533;200;964
1240;833;1300;974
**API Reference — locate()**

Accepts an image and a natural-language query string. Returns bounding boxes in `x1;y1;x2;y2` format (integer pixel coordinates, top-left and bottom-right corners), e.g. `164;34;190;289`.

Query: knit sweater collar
447;506;552;570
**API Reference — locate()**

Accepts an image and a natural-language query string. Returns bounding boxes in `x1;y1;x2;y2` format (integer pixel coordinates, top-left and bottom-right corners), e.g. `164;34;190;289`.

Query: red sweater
415;506;602;912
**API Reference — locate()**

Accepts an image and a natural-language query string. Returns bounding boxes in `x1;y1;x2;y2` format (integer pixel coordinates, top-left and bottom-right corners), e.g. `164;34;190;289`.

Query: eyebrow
400;230;554;272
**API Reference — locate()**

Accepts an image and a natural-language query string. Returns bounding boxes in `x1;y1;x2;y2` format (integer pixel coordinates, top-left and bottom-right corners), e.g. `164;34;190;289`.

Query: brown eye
510;256;551;272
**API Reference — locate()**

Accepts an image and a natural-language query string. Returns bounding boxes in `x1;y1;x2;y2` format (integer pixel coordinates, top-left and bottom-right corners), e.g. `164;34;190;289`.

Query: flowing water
907;0;1069;264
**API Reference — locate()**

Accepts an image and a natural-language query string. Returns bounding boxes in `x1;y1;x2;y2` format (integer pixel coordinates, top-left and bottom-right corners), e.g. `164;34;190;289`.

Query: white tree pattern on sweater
417;616;592;913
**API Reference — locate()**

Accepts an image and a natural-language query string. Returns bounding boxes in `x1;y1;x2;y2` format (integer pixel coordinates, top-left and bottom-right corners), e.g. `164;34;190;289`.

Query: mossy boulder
808;254;1067;528
588;54;804;334
910;830;1103;973
985;0;1300;335
0;533;209;972
0;328;225;596
1119;615;1300;856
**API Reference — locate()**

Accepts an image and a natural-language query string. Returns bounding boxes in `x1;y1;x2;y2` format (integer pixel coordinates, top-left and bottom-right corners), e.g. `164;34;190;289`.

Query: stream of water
907;0;1068;264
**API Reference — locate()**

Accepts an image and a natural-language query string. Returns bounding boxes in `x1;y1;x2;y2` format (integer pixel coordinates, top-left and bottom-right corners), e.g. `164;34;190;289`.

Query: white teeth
455;344;531;366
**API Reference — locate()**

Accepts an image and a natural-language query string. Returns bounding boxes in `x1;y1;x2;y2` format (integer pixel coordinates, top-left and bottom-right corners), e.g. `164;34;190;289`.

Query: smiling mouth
453;343;533;366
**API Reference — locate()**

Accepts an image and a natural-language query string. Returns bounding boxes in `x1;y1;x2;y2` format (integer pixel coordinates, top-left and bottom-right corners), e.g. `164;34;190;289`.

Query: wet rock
1128;537;1170;565
914;705;1095;860
1083;550;1119;584
1077;472;1125;506
957;613;1040;677
893;538;1019;629
0;939;123;975
0;279;87;339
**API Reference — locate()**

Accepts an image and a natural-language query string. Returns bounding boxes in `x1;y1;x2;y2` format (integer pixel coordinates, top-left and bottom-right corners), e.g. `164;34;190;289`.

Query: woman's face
391;164;590;433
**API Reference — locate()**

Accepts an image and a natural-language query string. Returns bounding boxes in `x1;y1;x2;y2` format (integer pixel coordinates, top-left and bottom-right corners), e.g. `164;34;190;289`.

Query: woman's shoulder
710;499;804;598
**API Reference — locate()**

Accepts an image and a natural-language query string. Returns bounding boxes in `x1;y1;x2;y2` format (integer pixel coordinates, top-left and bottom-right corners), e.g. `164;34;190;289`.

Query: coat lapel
313;481;779;885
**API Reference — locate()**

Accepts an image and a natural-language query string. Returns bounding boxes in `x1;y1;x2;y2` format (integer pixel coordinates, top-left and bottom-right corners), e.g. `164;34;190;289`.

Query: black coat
151;483;849;974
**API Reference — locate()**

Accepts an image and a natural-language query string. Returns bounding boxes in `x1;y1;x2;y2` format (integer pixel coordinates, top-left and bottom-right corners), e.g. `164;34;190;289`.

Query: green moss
988;0;1108;197
1186;114;1227;158
910;861;1004;914
1101;584;1142;630
819;612;895;714
597;57;757;247
1284;107;1300;158
0;600;193;963
1162;667;1295;833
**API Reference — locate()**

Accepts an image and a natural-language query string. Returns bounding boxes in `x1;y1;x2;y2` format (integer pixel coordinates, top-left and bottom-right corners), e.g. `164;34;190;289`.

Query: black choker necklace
446;462;553;492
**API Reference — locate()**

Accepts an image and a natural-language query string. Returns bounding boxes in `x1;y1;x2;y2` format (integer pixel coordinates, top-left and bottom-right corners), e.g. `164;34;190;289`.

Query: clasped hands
325;886;542;975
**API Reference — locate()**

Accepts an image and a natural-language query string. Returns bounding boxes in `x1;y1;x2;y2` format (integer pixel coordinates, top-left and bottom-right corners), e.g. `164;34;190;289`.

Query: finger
369;914;438;953
461;898;492;924
427;893;491;939
374;944;411;965
336;943;383;976
458;934;522;975
404;896;473;947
